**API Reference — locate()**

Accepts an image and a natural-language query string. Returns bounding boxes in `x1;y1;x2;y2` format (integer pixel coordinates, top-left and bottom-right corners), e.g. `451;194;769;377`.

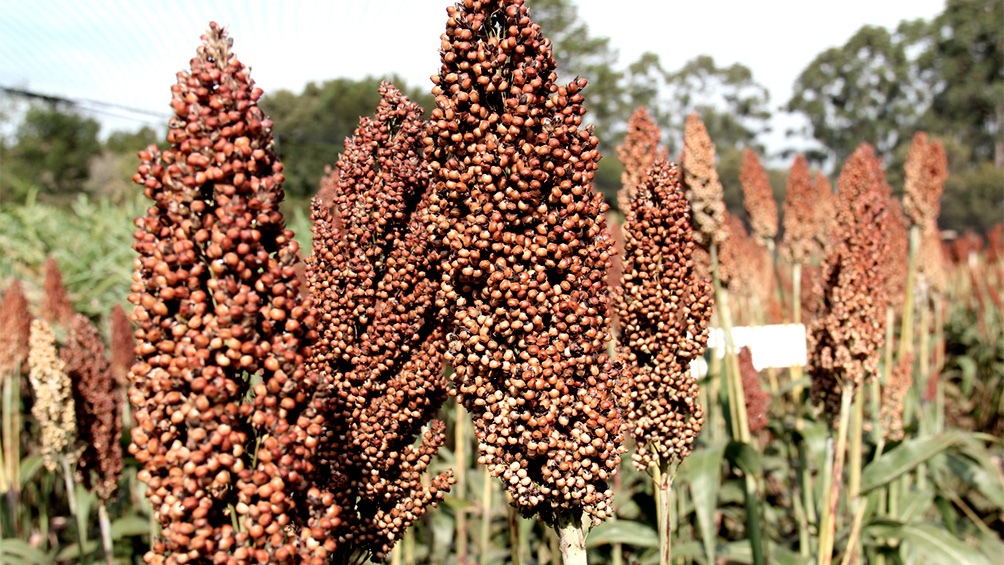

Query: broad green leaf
19;455;43;486
683;441;725;564
724;440;761;476
0;539;53;565
54;540;99;561
896;490;934;524
440;495;474;510
585;519;658;549
861;432;958;493
111;514;151;539
900;524;991;565
953;355;977;395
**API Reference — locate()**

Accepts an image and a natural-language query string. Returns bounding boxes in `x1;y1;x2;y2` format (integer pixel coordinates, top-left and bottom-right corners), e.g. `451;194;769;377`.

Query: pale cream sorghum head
28;318;77;471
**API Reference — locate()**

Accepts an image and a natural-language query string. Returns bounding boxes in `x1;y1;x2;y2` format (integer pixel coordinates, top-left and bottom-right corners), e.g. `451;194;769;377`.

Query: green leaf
861;432;958;493
111;514;151;539
683;442;725;564
724;440;761;476
54;540;99;561
585;520;658;549
900;524;991;565
440;495;474;511
896;490;935;524
0;539;53;565
19;455;43;486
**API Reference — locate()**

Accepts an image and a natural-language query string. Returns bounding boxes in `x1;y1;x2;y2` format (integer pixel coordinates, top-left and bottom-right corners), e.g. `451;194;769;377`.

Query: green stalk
1;372;21;537
845;382;865;564
99;502;113;565
817;384;854;565
454;401;469;564
897;226;921;367
507;502;522;565
479;470;493;563
555;513;587;565
743;473;766;565
789;438;810;558
710;243;750;443
653;462;674;565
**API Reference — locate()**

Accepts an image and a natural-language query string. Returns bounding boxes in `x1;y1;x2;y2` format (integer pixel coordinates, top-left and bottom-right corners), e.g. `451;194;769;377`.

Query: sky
0;0;945;157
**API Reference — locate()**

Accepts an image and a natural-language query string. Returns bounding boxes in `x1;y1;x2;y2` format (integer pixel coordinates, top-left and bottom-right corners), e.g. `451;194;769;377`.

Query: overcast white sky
0;0;944;156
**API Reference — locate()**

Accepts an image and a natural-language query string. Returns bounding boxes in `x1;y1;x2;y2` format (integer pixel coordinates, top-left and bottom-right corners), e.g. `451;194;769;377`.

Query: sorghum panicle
780;155;819;265
110;304;135;388
424;0;624;526
616;107;667;213
808;144;892;418
42;257;75;327
129;23;317;563
304;83;452;562
28;318;77;471
738;347;768;435
614;160;713;471
62;314;123;501
885;198;910;312
880;351;913;442
903;132;948;230
739;148;779;246
0;280;32;377
680;113;728;250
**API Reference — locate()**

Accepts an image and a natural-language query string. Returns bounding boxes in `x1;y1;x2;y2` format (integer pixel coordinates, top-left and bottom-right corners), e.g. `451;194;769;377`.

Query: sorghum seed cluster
780;155;822;266
303;83;453;563
62;314;123;501
28;318;78;471
738;347;768;435
680;113;728;251
0;280;32;377
808;144;892;417
129;23;317;563
42;257;75;327
616;107;667;214
614;160;713;471
739;148;779;246
424;0;624;526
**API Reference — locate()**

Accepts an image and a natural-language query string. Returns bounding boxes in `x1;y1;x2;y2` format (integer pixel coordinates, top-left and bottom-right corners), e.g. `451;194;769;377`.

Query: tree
5;104;102;195
103;126;161;155
786;25;922;167
664;55;772;155
918;0;1004;168
259;75;433;199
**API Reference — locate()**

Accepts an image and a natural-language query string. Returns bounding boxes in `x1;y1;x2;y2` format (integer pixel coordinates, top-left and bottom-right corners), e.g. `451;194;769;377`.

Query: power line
1;85;171;124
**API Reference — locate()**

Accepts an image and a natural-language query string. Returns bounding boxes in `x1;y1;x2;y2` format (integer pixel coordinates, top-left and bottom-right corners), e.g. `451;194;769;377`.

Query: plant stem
507;502;522;565
454;400;469;565
846;382;865;564
99;501;113;565
480;469;492;563
1;372;21;537
743;472;766;565
555;513;587;565
653;462;673;565
817;384;854;565
897;226;921;365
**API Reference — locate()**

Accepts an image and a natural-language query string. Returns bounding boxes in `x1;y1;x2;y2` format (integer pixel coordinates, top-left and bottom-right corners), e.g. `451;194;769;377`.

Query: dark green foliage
259;75;433;199
3;104;102;197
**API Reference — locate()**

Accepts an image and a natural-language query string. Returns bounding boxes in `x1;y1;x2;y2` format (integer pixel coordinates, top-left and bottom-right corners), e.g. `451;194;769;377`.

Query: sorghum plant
680;113;728;252
302;82;453;563
28;318;77;472
62;313;123;502
808;143;891;415
0;280;32;377
738;148;778;248
42;257;76;328
110;303;135;387
129;23;318;563
614;160;712;471
613;159;713;564
737;347;768;436
423;0;624;556
616;107;667;214
780;155;820;269
807;143;891;565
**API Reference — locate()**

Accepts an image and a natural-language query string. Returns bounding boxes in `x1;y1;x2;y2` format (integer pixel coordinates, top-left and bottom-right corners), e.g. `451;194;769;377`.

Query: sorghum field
1;1;1001;564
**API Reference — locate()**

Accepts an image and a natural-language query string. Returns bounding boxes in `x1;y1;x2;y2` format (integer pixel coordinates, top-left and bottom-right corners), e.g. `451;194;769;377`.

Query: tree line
1;0;999;233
